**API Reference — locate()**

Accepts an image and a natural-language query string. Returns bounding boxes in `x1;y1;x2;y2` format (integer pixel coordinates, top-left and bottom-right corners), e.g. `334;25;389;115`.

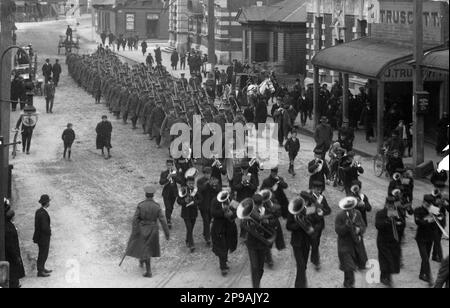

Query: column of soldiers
66;48;449;288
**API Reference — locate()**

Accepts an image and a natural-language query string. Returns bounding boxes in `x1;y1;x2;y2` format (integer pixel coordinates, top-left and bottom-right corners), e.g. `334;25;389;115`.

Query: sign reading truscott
382;63;448;82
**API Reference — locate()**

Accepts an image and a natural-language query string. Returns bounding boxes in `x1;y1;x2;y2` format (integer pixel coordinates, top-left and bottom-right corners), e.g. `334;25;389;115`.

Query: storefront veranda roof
418;48;449;72
311;37;418;79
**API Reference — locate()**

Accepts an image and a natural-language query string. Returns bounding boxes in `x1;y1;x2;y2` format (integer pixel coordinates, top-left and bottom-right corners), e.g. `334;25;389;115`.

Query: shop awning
421;49;449;72
92;0;116;7
311;37;414;79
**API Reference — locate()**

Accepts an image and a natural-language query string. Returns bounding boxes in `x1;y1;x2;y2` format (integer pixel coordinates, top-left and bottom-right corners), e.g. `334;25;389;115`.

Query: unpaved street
9;17;447;288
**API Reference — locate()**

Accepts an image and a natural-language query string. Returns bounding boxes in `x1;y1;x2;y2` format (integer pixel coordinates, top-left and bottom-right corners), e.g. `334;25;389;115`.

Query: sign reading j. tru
379;1;446;28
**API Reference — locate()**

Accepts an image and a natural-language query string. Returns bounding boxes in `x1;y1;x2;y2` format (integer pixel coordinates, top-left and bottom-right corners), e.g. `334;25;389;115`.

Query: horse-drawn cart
58;35;80;55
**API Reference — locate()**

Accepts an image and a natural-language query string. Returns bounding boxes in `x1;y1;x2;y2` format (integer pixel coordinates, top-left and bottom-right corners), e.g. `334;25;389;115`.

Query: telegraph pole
412;0;424;166
0;0;14;262
207;0;215;73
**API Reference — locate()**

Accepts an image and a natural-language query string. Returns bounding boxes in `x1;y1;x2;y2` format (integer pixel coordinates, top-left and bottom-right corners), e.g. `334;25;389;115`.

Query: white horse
246;78;276;99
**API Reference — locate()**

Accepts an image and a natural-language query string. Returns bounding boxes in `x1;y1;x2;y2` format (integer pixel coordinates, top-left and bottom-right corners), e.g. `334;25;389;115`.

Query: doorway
146;14;159;38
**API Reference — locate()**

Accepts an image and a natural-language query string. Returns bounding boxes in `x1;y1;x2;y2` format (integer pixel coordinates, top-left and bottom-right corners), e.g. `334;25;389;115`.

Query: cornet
393;172;402;181
167;168;177;184
212;157;222;169
272;176;281;191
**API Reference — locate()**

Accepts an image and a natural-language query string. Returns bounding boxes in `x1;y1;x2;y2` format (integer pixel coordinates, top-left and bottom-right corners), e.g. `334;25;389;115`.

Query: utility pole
0;0;14;262
412;0;424;167
207;0;215;73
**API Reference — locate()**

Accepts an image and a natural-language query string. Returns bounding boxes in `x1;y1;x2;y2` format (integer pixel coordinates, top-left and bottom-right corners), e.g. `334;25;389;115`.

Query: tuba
178;186;188;198
393;172;401;181
237;198;277;246
289;196;315;235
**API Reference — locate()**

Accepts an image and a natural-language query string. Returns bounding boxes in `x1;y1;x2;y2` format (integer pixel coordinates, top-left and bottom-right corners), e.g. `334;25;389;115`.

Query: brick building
237;0;307;75
93;0;169;40
168;0;282;65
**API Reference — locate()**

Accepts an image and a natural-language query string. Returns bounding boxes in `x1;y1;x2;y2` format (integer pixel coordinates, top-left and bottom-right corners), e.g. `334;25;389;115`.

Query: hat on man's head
144;186;156;194
39;194;51;205
271;167;278;173
385;196;396;205
313;147;323;155
312;181;323;188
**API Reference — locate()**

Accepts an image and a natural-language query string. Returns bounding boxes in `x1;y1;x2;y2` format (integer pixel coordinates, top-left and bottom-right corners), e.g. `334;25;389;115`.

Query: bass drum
225;158;247;182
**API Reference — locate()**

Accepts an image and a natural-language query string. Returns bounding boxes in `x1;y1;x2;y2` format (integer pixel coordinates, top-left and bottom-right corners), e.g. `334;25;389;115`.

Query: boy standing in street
285;130;300;176
62;123;75;160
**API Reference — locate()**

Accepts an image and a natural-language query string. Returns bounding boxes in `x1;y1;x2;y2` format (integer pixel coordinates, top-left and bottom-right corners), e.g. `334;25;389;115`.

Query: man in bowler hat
33;194;52;277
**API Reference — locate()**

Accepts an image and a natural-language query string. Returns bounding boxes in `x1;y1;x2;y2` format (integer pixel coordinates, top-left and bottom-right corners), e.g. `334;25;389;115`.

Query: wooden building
237;0;308;75
93;0;169;40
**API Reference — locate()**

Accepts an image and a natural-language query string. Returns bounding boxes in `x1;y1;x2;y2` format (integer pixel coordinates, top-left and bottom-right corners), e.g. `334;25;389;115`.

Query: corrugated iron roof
311;37;414;79
238;0;307;24
421;49;449;72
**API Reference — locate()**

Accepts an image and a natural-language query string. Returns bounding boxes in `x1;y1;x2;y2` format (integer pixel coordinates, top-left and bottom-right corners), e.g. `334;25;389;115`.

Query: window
125;13;135;31
273;32;278;62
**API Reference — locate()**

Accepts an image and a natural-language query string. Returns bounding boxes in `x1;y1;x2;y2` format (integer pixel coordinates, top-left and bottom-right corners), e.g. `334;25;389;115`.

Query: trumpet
288;196;314;235
249;157;263;170
424;203;449;239
312;159;324;174
212;157;222;169
272;176;281;191
242;173;252;186
237;198;277;246
167;168;177;184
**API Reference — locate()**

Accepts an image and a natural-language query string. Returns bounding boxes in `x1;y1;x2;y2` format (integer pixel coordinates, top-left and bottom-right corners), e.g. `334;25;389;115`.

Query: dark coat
435;256;449;288
125;198;170;259
177;188;201;219
314;123;333;152
286;212;312;247
5;220;25;281
414;206;438;242
254;100;267;124
335;209;368;272
42;63;52;77
149;106;166;138
375;208;404;275
231;171;257;202
33;207;51;245
260;175;289;218
308;159;330;190
159;170;178;200
52;63;62;76
211;199;238;256
62;128;75;146
285;137;300;158
96;121;112;149
350;192;372;227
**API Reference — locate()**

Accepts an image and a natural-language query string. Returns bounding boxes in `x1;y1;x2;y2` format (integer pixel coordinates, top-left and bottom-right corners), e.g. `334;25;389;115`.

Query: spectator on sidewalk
44;77;56;113
52;59;62;87
96;115;113;159
171;50;179;70
155;46;162;66
285;130;300;176
5;200;25;288
121;36;127;51
141;40;148;56
180;51;186;70
108;32;115;50
360;102;374;142
33;194;52;278
100;31;107;45
117;34;123;51
436;112;449;155
338;121;355;152
42;58;52;84
314;116;333;158
62;123;75;160
134;35;139;50
146;53;154;68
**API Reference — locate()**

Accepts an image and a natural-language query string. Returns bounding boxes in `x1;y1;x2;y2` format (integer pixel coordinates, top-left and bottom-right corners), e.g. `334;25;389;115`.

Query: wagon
58;35;80;55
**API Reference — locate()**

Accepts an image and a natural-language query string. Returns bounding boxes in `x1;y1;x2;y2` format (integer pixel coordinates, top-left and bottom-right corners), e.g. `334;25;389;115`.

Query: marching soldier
124;186;170;278
149;101;166;148
335;196;368;288
127;88;140;129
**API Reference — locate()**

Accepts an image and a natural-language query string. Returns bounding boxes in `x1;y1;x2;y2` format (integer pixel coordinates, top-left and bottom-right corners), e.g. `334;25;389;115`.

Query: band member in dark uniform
231;166;257;202
241;194;274;288
259;189;286;269
124;186;170;278
15;105;37;155
308;182;331;270
211;190;238;276
341;151;364;195
210;155;227;188
375;196;405;287
348;180;372;227
335;196;368;288
414;194;441;285
177;176;202;253
286;196;315;288
247;157;263;188
175;143;194;185
261;167;289;219
196;167;217;246
308;148;329;191
430;189;448;263
159;160;178;229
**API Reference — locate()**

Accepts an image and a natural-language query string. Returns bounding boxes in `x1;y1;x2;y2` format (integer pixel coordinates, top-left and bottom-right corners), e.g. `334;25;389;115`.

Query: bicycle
11;129;21;159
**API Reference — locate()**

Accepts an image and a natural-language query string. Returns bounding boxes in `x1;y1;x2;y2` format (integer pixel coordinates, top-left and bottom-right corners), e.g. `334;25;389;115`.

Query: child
62;123;75;160
284;130;300;176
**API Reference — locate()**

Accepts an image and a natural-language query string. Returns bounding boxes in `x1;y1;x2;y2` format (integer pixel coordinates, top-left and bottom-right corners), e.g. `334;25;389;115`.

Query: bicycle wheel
373;154;384;177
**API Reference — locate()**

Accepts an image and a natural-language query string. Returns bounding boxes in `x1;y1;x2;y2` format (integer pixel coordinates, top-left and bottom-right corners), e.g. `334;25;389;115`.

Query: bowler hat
144;186;156;194
312;181;323;188
39;194;51;205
